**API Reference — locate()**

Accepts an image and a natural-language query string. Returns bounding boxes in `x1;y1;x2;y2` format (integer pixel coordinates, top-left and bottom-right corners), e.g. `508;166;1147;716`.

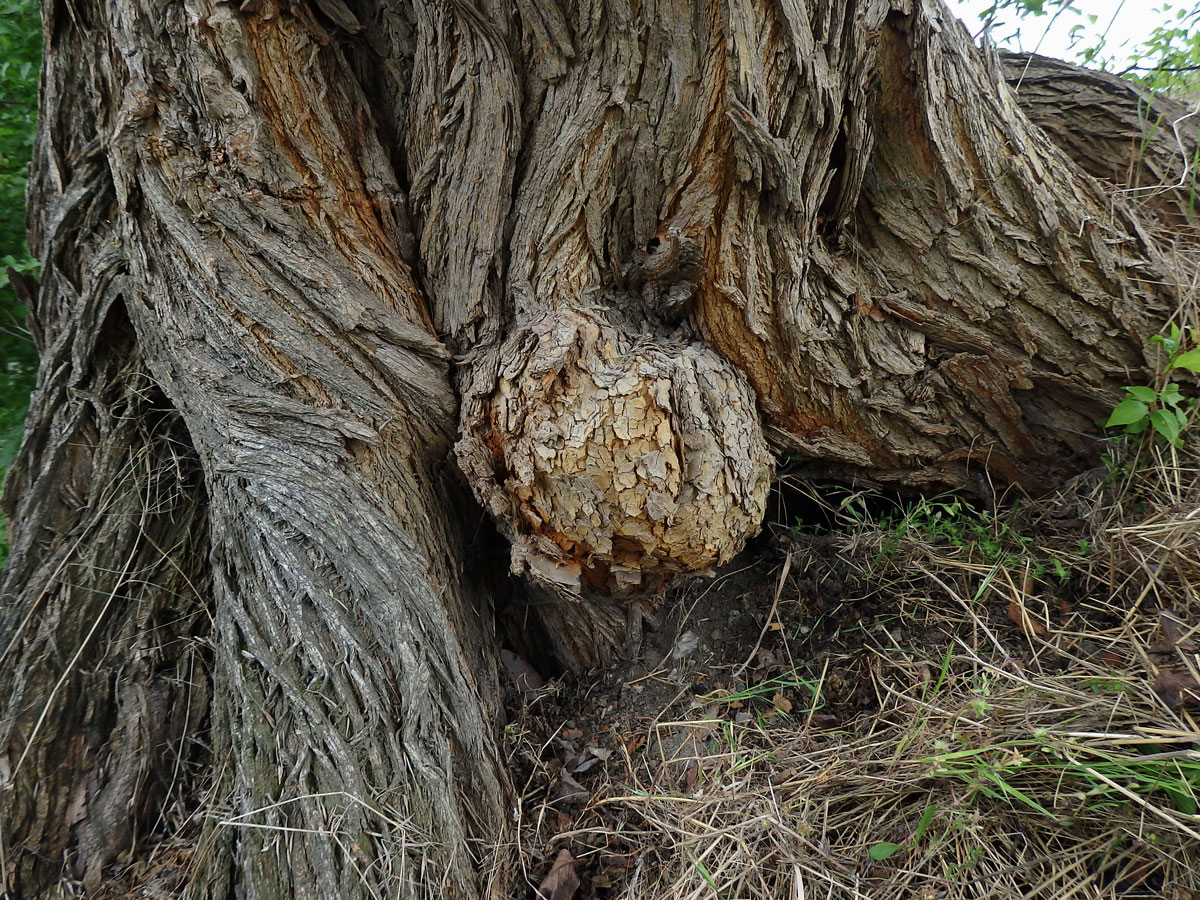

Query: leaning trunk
0;0;1179;897
999;50;1200;234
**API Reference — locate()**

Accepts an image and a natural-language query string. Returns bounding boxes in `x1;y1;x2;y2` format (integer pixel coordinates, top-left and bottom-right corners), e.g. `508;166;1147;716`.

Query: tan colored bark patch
481;309;772;596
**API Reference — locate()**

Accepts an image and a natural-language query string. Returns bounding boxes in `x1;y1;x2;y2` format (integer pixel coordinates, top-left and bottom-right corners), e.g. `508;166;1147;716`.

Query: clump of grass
525;620;1200;899
515;312;1200;898
534;649;1199;899
805;486;1078;582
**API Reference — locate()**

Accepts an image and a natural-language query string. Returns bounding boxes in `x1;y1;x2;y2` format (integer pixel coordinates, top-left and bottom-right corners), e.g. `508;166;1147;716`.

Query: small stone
671;630;701;660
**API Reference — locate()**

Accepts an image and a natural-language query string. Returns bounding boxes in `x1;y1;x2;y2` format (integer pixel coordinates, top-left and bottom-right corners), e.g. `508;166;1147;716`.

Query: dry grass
516;418;1200;899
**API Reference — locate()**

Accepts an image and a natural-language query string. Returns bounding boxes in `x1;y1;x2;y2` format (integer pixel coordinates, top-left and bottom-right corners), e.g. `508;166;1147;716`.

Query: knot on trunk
627;227;706;325
462;309;772;597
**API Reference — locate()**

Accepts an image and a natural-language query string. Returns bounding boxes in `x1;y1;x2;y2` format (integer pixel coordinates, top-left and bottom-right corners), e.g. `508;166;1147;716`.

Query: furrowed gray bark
111;4;513;898
1000;51;1200;234
4;1;513;898
0;0;1184;896
0;22;211;894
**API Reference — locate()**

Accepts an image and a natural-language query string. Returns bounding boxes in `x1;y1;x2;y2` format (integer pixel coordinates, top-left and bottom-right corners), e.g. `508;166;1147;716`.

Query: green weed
804;486;1075;585
924;736;1200;822
1106;323;1200;448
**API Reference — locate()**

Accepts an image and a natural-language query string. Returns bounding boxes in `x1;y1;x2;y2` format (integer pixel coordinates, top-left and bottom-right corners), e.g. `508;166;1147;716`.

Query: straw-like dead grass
517;416;1200;899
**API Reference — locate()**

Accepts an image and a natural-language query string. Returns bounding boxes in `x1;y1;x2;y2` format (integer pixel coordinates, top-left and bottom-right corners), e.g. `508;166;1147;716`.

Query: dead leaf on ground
772;692;793;714
567;746;612;775
682;761;699;792
1007;600;1048;637
554;769;589;805
1153;670;1200;709
538;849;580;900
1157;610;1198;652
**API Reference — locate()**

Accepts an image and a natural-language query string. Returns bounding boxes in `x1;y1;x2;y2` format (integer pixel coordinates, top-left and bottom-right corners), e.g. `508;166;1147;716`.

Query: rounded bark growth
467;307;772;596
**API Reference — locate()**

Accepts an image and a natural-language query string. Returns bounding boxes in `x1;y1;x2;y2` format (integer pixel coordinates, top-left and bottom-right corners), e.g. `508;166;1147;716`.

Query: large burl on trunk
0;0;1182;897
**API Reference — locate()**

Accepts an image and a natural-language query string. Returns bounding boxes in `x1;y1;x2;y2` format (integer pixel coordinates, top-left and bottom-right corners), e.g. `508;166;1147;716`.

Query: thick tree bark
0;0;1180;897
1000;51;1200;234
4;2;513;898
452;2;1171;600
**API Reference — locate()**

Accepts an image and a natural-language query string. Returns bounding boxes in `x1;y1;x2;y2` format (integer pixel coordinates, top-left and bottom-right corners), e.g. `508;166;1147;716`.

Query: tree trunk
999;51;1200;235
0;0;1178;897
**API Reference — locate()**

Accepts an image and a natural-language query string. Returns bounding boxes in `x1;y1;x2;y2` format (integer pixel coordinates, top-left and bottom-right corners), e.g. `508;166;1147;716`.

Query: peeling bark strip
0;0;1185;896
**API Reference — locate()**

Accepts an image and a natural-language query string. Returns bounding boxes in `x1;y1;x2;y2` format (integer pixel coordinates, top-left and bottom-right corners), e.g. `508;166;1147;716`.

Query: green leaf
1105;399;1149;427
981;769;1058;818
914;805;937;842
1152;331;1179;355
1125;385;1158;403
1166;785;1197;816
869;842;904;861
1170;349;1200;373
1150;408;1184;447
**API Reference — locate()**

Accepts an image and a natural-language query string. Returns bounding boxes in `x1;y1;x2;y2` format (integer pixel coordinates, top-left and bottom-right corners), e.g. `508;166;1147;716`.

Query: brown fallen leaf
772;692;793;714
1157;610;1198;652
554;769;589;805
1007;600;1048;638
1153;670;1200;709
538;849;580;900
567;746;612;775
682;761;699;792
